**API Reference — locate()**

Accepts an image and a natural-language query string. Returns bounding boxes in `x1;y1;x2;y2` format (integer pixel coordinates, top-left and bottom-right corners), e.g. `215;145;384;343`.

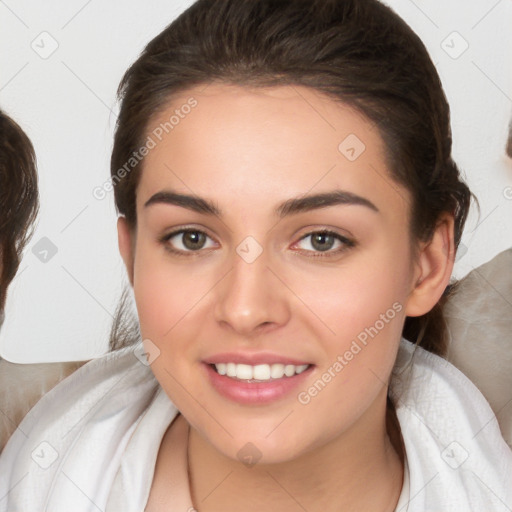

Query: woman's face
120;83;421;464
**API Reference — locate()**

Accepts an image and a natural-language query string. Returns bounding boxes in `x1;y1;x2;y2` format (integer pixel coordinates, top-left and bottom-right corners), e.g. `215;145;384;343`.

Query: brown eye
182;231;206;250
310;232;336;251
294;230;354;255
164;229;216;253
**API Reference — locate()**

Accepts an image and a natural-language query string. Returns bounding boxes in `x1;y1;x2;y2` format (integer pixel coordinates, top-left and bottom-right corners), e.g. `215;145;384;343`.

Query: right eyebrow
144;190;220;216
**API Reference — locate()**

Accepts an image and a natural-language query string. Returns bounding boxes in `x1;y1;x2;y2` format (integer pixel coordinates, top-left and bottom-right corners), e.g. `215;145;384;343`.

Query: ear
117;216;135;286
405;213;455;317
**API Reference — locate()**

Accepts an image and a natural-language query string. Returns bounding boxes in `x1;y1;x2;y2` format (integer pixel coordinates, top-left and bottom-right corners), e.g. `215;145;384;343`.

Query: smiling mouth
209;362;312;382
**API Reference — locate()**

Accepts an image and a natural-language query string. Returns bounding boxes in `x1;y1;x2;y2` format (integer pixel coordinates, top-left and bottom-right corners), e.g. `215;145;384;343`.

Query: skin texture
118;83;454;511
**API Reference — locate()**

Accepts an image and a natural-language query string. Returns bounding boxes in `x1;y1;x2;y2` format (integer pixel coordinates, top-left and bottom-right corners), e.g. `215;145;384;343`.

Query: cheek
131;244;218;400
290;261;408;447
291;246;411;341
287;240;412;405
132;247;211;413
132;243;210;340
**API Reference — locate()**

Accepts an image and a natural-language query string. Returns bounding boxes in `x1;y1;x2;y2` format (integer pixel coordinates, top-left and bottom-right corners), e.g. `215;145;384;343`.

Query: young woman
1;0;511;510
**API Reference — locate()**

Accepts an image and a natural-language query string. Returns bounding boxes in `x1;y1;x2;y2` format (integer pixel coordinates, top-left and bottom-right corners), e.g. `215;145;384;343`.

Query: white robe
0;338;511;511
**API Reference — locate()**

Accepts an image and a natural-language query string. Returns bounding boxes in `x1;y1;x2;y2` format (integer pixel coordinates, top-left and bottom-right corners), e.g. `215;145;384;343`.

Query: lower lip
203;363;313;405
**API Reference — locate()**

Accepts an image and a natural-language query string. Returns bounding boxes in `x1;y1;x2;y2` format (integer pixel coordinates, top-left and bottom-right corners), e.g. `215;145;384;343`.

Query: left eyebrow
276;190;379;217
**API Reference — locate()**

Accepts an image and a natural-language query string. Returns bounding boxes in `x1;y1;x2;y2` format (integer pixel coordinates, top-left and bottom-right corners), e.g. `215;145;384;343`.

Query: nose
213;249;291;336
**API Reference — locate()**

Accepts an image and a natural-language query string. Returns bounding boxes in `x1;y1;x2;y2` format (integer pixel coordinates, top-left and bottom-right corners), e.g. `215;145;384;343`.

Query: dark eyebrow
276;190;379;217
144;191;220;216
144;189;378;217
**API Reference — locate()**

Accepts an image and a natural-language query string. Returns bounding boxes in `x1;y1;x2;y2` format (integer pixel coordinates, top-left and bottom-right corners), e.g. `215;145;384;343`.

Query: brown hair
0;110;39;310
109;0;474;356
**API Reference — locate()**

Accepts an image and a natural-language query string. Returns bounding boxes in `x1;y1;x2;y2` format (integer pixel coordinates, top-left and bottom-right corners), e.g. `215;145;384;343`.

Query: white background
0;0;511;363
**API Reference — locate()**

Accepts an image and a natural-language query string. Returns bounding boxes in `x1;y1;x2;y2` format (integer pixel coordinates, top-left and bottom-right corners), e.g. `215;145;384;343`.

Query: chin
197;418;311;466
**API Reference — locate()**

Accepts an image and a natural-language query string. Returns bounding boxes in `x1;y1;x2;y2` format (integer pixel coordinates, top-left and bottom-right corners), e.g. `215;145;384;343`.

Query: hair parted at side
0;110;39;310
110;0;474;356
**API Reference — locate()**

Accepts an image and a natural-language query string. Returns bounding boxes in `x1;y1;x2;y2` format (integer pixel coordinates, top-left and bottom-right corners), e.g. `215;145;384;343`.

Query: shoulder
390;338;512;509
0;358;87;452
444;247;512;448
0;341;170;510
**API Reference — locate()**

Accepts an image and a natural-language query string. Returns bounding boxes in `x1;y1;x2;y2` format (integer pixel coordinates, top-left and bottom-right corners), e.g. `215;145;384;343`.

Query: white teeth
295;364;308;374
253;364;271;380
213;362;310;381
284;365;295;377
226;363;237;377
270;363;285;379
236;364;253;380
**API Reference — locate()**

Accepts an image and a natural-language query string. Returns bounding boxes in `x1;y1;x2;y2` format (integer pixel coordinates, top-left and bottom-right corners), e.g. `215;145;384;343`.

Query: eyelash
159;228;355;258
292;230;355;258
159;228;218;257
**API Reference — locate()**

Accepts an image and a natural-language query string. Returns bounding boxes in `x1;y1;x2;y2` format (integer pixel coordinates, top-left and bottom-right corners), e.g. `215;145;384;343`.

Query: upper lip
203;352;312;366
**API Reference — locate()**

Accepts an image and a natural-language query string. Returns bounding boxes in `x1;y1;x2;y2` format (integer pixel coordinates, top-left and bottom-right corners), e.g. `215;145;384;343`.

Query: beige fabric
0;359;87;452
445;248;512;448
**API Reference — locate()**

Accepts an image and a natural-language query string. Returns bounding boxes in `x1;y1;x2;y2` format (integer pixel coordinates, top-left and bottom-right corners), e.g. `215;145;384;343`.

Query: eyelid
160;225;219;255
290;229;356;256
158;225;355;258
293;225;355;243
160;223;217;240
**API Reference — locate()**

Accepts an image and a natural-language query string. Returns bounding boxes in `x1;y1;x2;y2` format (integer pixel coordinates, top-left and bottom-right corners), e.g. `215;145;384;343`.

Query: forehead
136;83;409;219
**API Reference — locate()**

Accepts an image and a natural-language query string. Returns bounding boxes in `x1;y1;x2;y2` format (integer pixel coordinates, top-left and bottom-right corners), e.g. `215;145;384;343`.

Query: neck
188;387;404;512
